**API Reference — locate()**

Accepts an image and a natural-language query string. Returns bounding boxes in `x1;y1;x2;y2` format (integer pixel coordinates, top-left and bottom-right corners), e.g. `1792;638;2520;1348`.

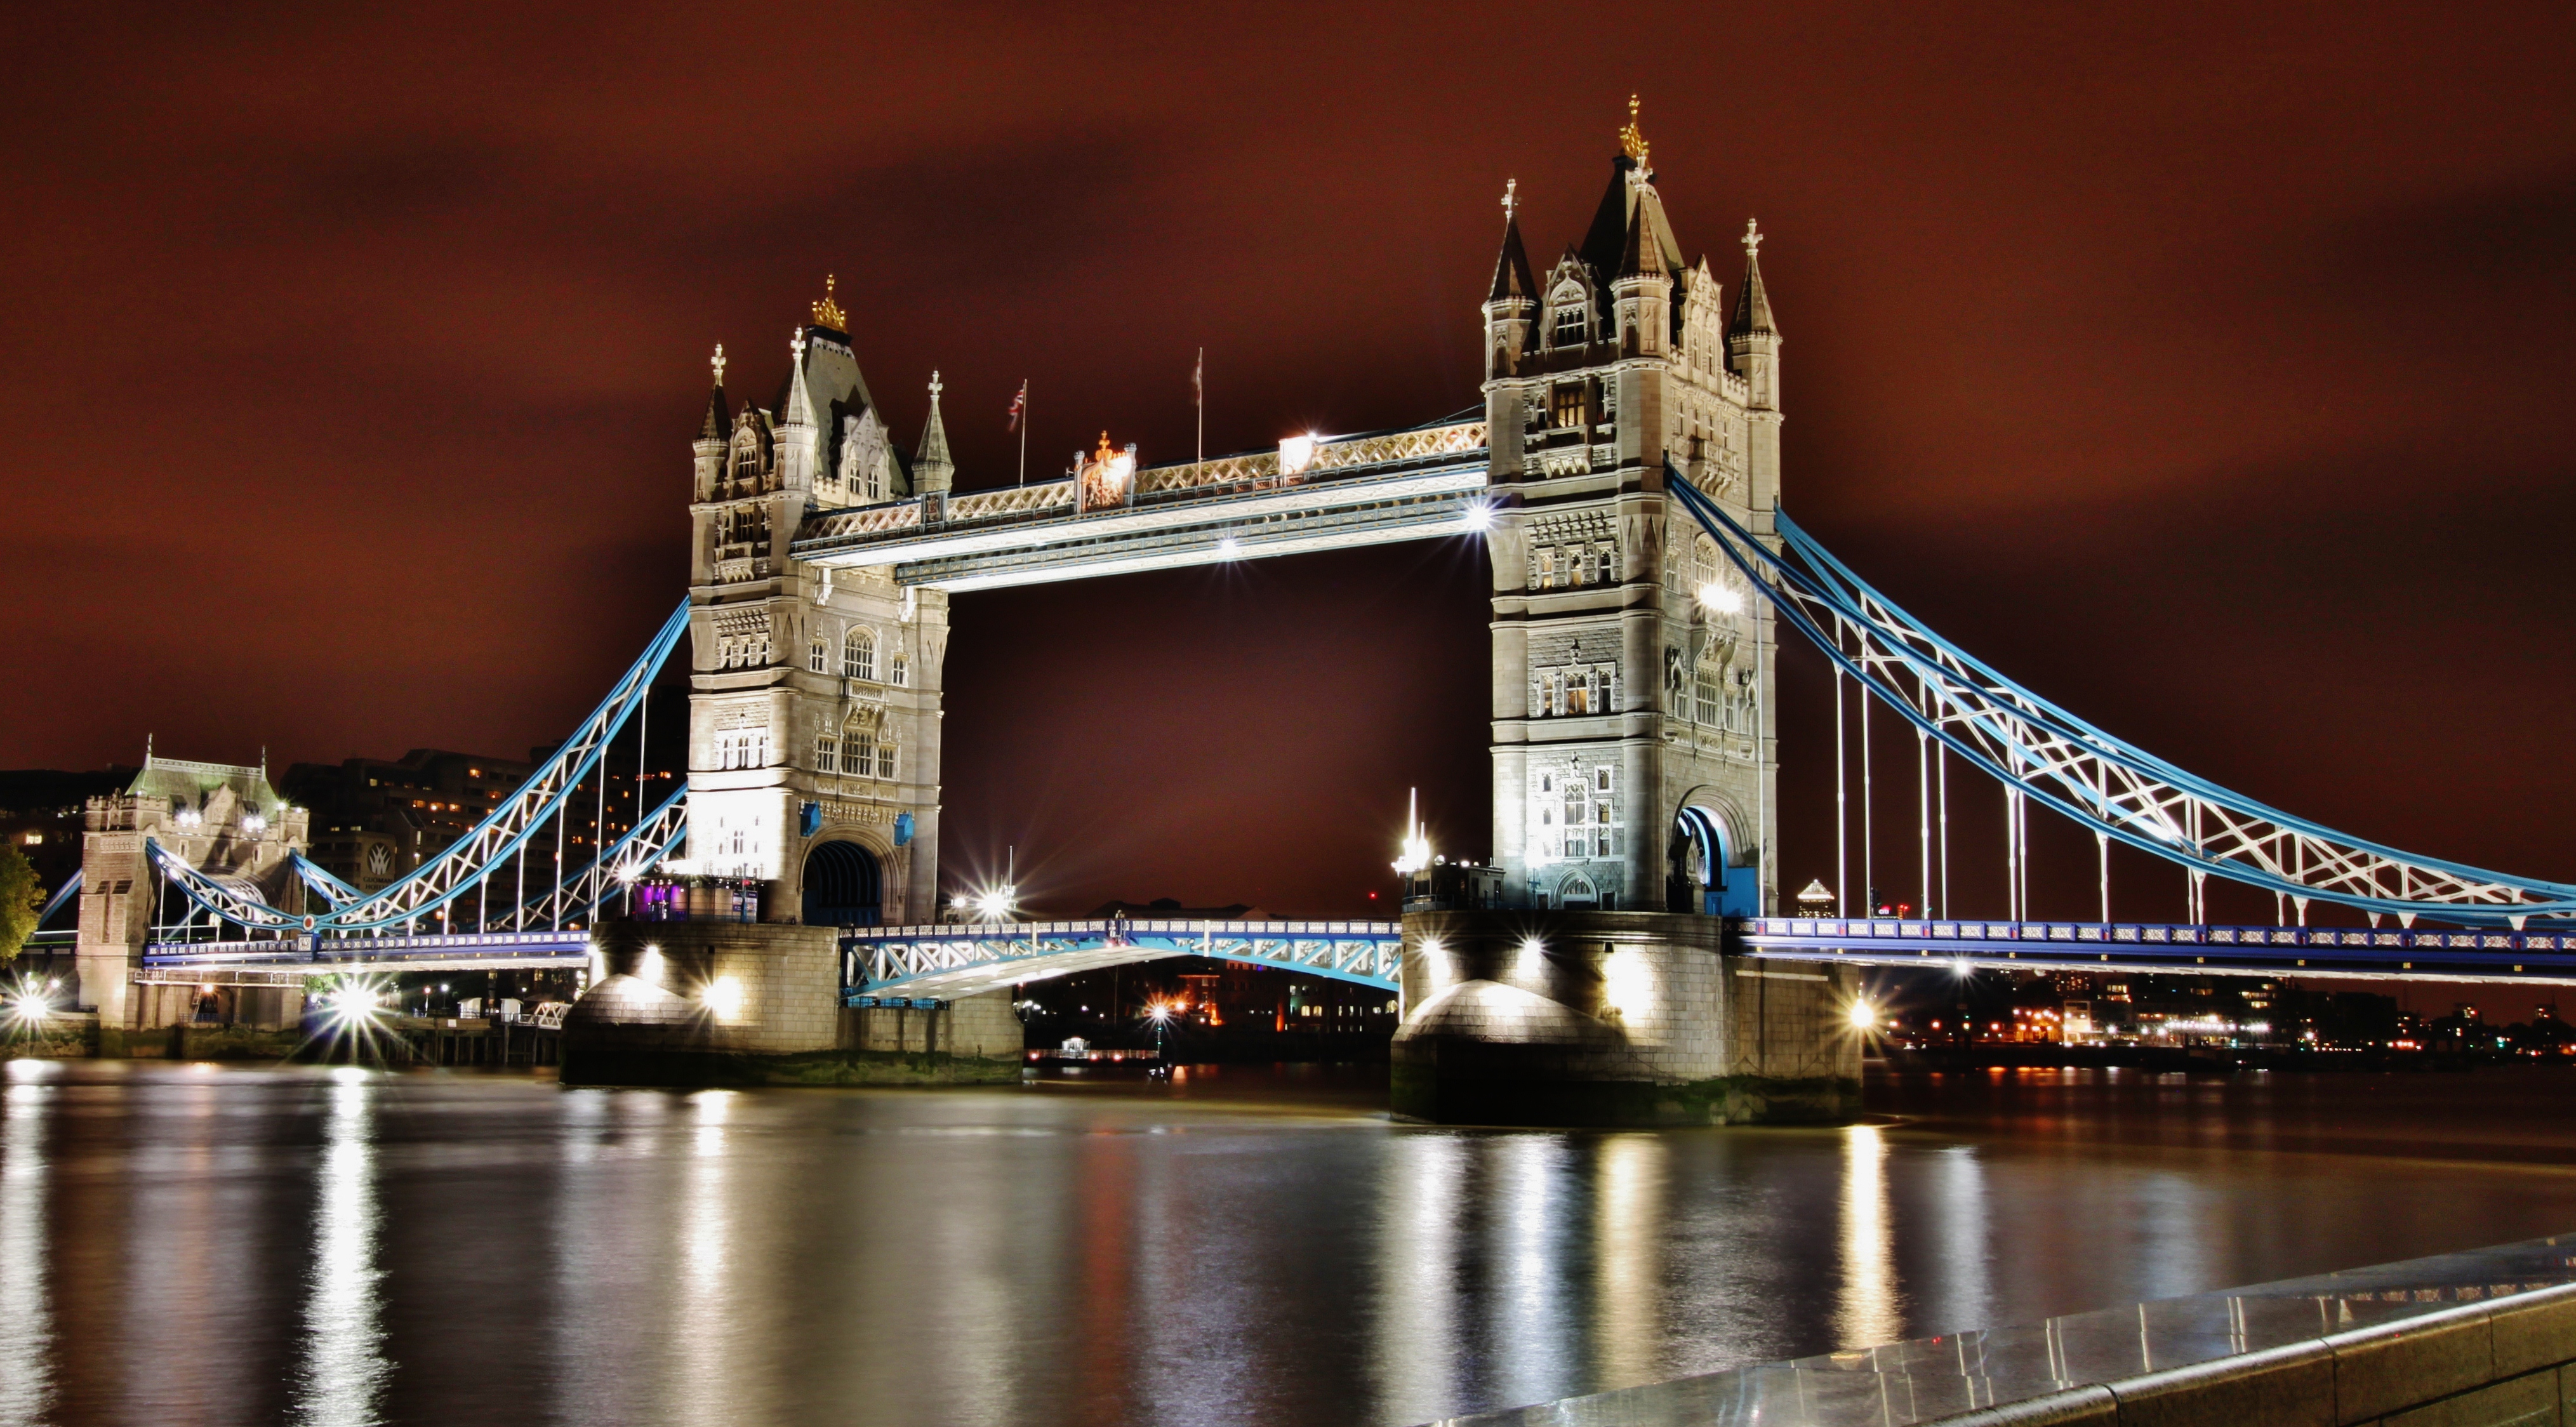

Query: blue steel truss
148;601;690;934
505;783;690;931
1668;472;2576;928
1738;916;2576;986
846;919;1403;1001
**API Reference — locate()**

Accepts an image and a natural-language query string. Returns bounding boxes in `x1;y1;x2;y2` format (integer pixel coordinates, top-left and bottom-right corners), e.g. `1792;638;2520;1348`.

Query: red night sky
5;3;2573;992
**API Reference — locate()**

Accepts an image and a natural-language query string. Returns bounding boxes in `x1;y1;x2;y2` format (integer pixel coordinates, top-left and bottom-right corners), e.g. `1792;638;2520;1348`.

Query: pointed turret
1489;181;1536;302
913;371;953;494
693;343;730;501
1484;179;1539;380
1727;219;1776;340
1728;218;1783;416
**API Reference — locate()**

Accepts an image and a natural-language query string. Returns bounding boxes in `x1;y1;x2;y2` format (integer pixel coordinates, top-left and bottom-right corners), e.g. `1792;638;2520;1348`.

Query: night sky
6;3;2572;941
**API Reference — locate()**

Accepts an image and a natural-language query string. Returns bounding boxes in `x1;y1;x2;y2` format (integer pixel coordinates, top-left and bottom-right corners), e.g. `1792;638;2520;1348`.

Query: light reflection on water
0;1069;56;1427
7;1061;2576;1427
291;1068;390;1426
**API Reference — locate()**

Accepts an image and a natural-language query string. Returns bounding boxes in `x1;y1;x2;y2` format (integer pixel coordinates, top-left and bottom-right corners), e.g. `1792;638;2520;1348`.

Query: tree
0;846;41;963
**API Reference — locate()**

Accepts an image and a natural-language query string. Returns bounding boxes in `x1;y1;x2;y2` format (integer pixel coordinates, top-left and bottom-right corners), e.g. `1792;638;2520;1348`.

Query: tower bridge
62;107;2576;1115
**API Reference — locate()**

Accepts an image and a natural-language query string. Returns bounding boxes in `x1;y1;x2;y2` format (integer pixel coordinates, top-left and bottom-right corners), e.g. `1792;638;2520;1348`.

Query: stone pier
561;920;1021;1086
1391;910;1861;1126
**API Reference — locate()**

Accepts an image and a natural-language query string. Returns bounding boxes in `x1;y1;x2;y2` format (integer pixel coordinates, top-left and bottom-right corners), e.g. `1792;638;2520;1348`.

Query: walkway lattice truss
149;602;691;934
1671;473;2576;927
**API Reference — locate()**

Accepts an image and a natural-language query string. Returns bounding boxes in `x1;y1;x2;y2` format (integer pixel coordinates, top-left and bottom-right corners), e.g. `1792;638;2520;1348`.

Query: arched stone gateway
1670;805;1759;917
800;839;882;927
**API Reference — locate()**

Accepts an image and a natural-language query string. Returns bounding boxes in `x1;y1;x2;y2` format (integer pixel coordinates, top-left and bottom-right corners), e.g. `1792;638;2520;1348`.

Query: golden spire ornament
812;274;846;329
1619;95;1649;164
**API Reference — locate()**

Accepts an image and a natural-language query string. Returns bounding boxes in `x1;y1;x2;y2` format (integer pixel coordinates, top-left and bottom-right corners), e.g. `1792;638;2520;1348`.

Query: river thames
4;1060;2573;1427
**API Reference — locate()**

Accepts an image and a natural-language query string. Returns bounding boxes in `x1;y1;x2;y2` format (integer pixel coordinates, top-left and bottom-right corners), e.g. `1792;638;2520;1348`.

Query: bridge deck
140;930;594;984
846;919;1404;1001
1741;916;2576;985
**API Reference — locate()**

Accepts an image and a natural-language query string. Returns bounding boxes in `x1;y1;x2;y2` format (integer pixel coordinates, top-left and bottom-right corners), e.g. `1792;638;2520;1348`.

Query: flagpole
1194;347;1204;481
1018;382;1027;486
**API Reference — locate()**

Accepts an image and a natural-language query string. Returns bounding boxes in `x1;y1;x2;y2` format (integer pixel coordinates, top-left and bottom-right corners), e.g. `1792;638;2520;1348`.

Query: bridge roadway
131;912;2575;999
137;929;594;986
846;918;1405;1002
1739;915;2576;985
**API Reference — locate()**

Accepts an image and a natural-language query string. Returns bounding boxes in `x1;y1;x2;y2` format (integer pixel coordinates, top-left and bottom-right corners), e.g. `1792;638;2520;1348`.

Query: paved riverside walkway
1432;1235;2576;1427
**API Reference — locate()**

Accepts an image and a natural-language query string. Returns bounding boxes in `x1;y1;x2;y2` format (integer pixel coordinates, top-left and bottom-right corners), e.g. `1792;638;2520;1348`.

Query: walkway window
844;628;875;682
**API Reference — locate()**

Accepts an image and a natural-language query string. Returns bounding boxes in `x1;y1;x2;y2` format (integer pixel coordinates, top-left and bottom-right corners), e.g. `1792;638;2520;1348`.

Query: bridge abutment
561;920;1019;1086
1391;910;1860;1125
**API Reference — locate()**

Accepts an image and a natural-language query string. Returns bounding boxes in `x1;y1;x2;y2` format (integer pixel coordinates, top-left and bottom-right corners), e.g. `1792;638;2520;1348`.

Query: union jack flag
1006;380;1027;432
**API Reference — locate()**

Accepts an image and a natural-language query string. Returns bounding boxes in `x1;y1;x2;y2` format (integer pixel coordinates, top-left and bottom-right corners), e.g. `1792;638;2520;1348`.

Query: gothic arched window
1553;305;1586;349
843;628;875;682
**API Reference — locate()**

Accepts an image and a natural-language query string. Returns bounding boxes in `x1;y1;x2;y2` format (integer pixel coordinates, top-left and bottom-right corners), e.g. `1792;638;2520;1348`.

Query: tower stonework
1482;113;1782;919
682;291;951;927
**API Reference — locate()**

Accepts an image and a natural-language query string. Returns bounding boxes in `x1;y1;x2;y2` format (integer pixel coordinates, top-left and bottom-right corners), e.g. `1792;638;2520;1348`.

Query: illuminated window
843;628;875;681
1567;673;1591;715
1551;383;1585;427
1595;767;1612;793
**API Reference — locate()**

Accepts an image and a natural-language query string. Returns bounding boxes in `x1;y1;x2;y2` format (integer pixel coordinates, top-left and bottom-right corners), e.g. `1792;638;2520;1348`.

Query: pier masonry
1391;910;1861;1125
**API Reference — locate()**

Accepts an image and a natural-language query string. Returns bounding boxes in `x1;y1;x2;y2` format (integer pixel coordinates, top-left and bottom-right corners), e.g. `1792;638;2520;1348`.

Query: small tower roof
914;371;953;474
1617;190;1673;280
1489;179;1537;302
1579;98;1683;280
1727;218;1777;338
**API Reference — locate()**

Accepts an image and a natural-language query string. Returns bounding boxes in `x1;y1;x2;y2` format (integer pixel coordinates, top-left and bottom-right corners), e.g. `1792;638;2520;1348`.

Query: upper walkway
845;918;1404;1001
791;417;1489;589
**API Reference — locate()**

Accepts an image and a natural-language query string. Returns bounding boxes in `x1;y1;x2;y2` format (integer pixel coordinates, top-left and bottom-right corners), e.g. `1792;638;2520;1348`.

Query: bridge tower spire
913;371;954;495
681;280;950;928
1481;102;1781;917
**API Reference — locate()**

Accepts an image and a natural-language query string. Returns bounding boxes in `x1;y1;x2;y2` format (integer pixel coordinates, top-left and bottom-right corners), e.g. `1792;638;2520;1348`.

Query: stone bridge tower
682;281;953;927
1482;103;1783;917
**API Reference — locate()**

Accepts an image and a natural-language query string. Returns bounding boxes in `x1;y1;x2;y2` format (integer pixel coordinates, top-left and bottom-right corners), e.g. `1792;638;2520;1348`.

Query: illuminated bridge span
1739;917;2576;986
134;931;597;987
845;919;1404;1002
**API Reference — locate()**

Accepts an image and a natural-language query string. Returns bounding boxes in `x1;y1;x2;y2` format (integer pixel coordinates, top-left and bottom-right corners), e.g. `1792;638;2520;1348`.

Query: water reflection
1593;1134;1666;1388
0;1066;56;1427
1837;1123;1902;1348
22;1064;2576;1427
290;1069;389;1426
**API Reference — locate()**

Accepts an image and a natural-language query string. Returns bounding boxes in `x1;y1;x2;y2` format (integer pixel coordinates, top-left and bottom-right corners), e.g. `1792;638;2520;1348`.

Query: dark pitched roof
1489;210;1537;302
1729;235;1777;338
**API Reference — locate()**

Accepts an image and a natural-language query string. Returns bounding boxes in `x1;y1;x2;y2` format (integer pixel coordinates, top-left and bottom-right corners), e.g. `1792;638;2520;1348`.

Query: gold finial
710;343;726;388
1095;430;1113;463
812;274;846;329
1743;218;1763;257
1619;94;1649;164
1503;176;1518;220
